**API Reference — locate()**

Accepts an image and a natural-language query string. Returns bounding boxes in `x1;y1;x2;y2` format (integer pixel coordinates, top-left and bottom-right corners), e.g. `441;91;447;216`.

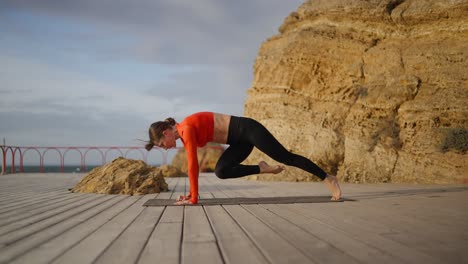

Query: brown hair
145;117;176;151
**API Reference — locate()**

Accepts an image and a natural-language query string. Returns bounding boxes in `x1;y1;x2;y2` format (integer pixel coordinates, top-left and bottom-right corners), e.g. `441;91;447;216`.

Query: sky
0;0;303;165
0;0;304;145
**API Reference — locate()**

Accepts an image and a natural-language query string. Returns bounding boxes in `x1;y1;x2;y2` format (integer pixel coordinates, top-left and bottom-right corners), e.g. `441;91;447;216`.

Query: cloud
0;54;245;146
0;110;146;145
1;0;303;64
0;54;176;118
0;0;304;149
149;65;249;103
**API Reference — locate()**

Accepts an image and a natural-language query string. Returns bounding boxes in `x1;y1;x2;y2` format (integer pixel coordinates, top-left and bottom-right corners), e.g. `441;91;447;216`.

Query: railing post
82;154;86;172
1;147;5;175
11;148;15;174
19;151;24;173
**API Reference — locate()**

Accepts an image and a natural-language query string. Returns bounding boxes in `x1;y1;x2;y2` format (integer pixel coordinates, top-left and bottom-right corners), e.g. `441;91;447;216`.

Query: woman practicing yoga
145;112;342;205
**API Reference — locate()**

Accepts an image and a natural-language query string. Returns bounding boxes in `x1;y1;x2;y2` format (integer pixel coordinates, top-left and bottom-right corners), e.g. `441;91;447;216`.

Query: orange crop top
176;112;214;204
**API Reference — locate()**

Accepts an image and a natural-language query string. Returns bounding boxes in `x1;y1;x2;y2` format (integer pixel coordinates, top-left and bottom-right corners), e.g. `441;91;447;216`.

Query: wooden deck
0;173;467;264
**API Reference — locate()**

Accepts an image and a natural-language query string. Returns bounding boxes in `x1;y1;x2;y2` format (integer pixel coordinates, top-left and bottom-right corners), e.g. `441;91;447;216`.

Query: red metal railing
0;145;177;174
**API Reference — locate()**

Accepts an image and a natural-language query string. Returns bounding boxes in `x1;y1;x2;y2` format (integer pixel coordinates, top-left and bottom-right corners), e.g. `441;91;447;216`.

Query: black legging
214;116;328;180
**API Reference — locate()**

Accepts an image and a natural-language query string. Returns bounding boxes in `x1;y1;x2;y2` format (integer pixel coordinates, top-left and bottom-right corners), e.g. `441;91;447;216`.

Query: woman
145;112;342;205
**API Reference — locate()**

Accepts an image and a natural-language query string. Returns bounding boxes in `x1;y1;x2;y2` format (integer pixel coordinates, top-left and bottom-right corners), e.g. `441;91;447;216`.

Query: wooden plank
0;194;96;225
10;196;144;264
46;196;152;264
137;206;183;264
156;177;179;200
346;185;468;208
93;206;165;264
0;178;73;190
203;174;229;198
1;192;84;215
0;194;90;226
232;176;330;199
243;204;359;264
353;192;468;227
395;198;468;229
170;176;187;200
0;177;68;192
207;173;337;203
259;203;397;264
0;175;76;195
0;194;115;245
226;180;263;198
223;204;312;264
0;194;101;235
204;205;268;264
198;174;219;199
206;176;246;198
0;188;64;202
282;203;442;264
181;206;223;264
341;199;467;244
0;190;71;211
0;175;73;194
0;195;127;263
245;177;468;262
0;192;77;218
328;199;467;262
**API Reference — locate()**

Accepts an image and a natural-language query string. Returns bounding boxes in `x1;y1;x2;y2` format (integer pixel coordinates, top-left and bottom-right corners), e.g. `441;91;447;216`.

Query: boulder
71;157;171;195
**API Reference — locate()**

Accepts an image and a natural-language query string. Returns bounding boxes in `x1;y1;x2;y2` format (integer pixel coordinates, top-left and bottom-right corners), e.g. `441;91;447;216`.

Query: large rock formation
171;144;225;173
71;157;175;195
244;0;468;183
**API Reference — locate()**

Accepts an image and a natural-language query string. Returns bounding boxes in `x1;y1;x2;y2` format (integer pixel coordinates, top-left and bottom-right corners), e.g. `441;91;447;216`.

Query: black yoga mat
143;196;354;206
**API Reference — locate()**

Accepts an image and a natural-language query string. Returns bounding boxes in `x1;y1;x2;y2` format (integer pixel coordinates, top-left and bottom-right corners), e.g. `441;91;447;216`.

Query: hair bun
145;142;154;151
165;117;176;126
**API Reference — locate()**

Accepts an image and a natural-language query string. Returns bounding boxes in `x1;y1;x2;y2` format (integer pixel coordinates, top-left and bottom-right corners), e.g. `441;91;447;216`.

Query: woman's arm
183;126;199;204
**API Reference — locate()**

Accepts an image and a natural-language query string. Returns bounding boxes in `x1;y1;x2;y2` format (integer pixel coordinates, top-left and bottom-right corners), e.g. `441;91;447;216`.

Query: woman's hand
174;199;194;205
176;194;191;202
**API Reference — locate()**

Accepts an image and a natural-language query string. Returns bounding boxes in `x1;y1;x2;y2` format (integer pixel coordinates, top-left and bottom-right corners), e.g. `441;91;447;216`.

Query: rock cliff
244;0;468;183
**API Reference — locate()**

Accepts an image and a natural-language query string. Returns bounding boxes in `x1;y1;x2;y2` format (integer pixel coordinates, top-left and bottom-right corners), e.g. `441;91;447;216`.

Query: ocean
3;164;163;173
4;165;100;173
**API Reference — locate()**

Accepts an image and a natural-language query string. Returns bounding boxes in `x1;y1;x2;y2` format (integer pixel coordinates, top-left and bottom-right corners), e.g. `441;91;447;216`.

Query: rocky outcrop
171;144;225;173
244;0;468;183
71;157;173;195
158;164;188;177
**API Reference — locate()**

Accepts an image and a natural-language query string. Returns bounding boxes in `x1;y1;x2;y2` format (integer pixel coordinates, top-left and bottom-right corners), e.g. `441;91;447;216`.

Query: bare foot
323;174;342;201
259;161;284;174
